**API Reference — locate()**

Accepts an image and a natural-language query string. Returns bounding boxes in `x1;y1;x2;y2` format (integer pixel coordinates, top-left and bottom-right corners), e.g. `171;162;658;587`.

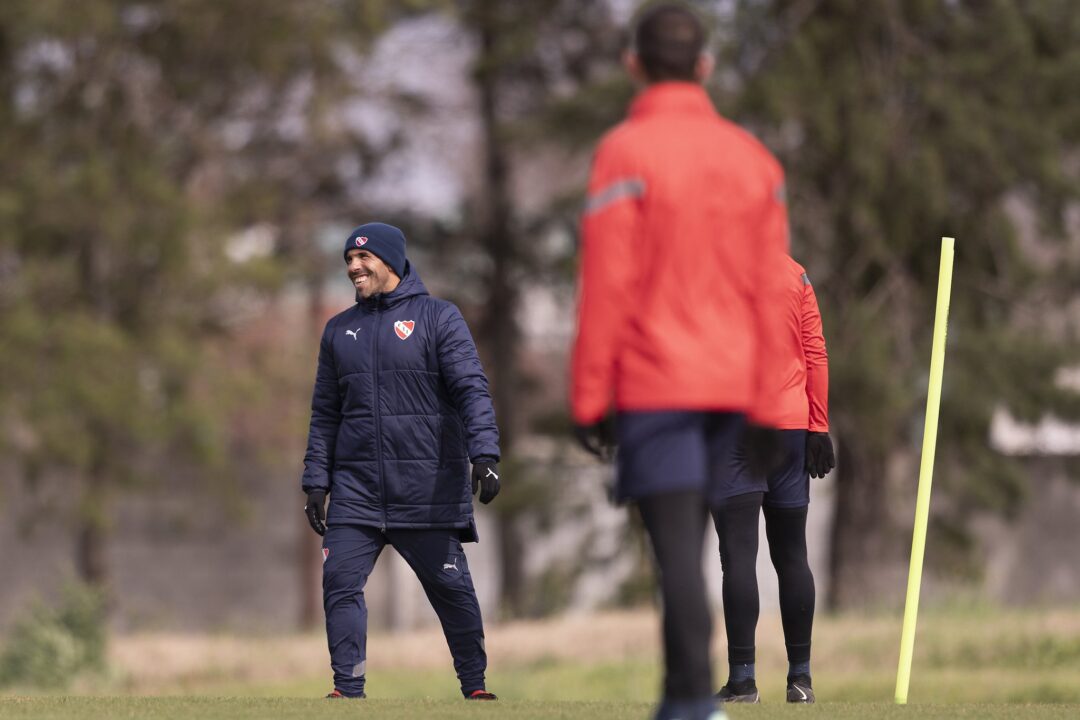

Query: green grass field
3;606;1079;718
2;698;1079;720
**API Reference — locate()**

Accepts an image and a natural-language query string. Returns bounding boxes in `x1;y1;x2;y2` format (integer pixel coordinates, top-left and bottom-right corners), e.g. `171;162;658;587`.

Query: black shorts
764;429;810;508
713;428;810;508
614;410;747;505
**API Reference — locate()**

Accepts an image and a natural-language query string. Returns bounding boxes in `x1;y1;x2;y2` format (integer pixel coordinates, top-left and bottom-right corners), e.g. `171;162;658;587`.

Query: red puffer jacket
571;82;791;426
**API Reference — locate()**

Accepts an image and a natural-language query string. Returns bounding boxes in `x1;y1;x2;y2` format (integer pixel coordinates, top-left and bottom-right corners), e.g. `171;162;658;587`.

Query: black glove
805;431;835;479
742;423;787;477
304;490;327;536
574;417;616;461
472;460;500;505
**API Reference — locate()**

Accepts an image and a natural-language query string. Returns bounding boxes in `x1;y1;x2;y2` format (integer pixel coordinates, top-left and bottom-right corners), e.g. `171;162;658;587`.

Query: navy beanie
344;222;407;278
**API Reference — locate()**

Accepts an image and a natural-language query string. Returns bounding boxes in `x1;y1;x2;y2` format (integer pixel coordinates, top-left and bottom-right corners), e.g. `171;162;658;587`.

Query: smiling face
346;249;400;298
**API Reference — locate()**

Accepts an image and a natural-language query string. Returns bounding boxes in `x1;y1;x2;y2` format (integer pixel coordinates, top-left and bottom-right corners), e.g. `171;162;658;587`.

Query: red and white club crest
322;548;330;563
394;320;415;340
355;236;368;247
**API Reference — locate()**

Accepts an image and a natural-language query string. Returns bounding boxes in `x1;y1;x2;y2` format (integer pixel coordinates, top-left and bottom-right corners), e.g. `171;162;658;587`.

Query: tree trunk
299;513;323;630
826;431;905;609
76;462;109;591
75;518;108;588
298;271;326;630
472;0;527;617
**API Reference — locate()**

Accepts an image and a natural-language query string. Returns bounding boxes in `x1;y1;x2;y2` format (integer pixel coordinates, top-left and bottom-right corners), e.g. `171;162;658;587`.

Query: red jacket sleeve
801;275;829;432
570;136;643;424
747;169;793;427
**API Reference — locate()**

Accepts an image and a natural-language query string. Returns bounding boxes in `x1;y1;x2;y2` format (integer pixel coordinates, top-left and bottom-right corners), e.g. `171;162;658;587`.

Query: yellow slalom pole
895;237;955;705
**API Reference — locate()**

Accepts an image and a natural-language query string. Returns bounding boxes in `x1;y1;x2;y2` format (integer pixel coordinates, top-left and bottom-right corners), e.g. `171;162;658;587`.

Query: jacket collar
629;82;717;120
357;262;428;309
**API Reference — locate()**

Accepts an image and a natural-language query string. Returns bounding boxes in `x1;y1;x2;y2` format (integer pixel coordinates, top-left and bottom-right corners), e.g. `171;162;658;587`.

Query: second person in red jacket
712;255;834;705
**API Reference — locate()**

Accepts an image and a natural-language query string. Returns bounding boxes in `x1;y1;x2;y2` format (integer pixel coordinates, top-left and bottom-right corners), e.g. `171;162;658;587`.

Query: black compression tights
712;492;764;666
763;504;815;665
637;490;713;699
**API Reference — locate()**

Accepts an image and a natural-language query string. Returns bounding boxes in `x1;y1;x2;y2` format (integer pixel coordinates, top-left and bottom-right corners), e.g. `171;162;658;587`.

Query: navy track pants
322;524;487;697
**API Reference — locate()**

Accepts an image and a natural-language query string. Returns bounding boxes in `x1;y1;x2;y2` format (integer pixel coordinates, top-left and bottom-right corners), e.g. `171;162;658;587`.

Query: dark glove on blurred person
574;417;616;461
742;423;787;477
805;431;836;479
304;490;327;536
472;459;501;504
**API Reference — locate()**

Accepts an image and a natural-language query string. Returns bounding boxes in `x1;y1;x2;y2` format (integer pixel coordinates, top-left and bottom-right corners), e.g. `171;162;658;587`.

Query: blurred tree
456;0;622;616
0;0;394;620
529;0;1080;608
727;0;1080;606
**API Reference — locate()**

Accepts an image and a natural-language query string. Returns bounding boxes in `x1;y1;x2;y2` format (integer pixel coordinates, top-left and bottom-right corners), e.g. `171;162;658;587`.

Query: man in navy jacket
301;222;501;700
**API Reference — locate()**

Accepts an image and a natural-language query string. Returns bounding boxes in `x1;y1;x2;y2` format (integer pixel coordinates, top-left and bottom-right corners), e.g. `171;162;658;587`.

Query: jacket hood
356;261;428;308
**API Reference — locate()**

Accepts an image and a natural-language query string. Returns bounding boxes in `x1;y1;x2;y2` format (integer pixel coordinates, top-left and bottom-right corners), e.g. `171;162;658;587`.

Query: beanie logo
322;548;330;563
394;320;415;340
355;236;368;247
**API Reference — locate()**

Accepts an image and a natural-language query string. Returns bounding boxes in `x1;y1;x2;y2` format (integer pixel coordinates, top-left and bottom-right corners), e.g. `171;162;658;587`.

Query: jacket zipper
372;302;387;532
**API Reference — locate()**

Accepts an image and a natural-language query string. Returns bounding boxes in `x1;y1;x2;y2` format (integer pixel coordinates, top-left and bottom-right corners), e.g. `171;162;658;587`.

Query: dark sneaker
786;675;815;704
326;688;365;698
715;679;760;703
467;690;498;700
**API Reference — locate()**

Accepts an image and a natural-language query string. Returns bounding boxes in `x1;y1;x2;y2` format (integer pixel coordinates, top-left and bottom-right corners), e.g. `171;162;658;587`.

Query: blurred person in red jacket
711;255;834;706
570;3;790;719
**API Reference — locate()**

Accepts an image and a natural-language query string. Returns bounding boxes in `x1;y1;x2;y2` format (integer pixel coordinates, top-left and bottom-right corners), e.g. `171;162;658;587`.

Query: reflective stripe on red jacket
571;82;790;425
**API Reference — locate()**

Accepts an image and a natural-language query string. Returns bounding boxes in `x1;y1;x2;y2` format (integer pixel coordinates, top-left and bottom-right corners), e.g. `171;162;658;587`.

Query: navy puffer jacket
301;265;499;539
